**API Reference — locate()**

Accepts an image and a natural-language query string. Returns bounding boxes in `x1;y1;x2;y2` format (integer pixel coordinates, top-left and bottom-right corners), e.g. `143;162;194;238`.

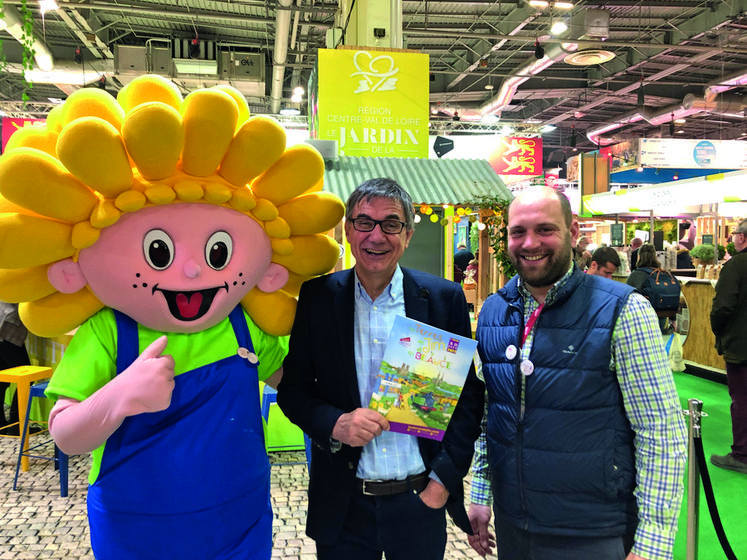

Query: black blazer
277;267;485;545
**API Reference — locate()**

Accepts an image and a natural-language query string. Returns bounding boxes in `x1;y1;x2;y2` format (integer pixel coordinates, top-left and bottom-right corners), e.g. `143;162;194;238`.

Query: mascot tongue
175;292;203;318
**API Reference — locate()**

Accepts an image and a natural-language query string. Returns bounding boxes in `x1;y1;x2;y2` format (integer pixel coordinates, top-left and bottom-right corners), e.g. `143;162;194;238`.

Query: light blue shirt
354;266;427;481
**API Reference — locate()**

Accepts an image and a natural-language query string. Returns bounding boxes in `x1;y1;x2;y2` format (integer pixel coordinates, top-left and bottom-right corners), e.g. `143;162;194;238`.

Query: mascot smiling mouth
154;284;228;321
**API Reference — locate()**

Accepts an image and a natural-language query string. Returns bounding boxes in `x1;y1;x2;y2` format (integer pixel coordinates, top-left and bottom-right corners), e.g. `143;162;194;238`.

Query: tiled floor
0;433;486;559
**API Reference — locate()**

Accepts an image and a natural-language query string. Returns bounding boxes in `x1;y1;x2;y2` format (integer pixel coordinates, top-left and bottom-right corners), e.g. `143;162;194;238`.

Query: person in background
573;235;591;270
277;177;485;560
0;301;32;436
625;245;674;333
455;243;475;275
587;247;621;279
709;218;747;475
468;187;686;560
629;237;643;270
678;220;696;251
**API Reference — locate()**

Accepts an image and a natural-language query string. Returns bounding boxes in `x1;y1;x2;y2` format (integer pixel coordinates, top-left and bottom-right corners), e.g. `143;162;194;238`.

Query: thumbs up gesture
117;335;176;416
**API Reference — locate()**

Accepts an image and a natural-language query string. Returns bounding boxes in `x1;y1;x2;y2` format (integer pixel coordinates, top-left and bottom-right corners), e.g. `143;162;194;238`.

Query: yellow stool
0;365;53;472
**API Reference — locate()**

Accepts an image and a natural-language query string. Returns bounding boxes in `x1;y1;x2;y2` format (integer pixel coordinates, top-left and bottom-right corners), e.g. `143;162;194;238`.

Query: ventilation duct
586;93;747;146
479;41;579;117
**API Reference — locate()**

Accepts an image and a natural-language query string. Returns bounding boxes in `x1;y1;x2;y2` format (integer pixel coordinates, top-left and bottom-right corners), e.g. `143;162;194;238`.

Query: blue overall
87;307;272;559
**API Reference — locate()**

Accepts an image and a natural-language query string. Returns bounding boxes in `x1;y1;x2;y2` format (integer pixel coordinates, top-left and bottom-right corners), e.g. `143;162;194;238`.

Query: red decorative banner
488;137;543;176
2;117;46;151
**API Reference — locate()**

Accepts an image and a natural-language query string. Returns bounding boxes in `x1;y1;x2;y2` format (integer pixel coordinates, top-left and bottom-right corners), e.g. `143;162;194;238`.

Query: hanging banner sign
2;117;46;151
488;137;542;176
313;48;429;158
639;138;747;169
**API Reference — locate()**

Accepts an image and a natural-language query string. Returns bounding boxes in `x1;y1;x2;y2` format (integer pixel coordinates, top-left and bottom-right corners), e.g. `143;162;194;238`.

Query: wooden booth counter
678;278;725;375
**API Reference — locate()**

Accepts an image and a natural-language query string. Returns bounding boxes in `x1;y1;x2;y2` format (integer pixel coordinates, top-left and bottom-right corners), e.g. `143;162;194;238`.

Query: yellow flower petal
219;116;286;187
251;144;324;205
181;89;238;177
57;117;133;198
0;148;97;223
122;102;183;181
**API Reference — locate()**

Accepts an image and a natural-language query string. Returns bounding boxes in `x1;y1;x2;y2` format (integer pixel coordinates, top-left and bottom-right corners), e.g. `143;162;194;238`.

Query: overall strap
228;305;256;355
113;310;141;375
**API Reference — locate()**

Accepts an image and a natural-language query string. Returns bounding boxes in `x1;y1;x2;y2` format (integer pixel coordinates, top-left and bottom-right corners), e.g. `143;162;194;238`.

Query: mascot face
77;203;280;333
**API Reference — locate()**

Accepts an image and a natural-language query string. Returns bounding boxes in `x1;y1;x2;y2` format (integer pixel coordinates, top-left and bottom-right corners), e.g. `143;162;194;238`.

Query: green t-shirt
46;307;289;482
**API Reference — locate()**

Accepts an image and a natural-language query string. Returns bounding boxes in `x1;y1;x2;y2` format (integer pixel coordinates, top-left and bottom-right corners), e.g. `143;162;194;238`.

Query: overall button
237;347;258;363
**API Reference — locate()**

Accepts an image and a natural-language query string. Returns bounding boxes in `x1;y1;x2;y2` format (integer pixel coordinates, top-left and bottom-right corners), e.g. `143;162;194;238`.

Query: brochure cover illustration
368;315;478;441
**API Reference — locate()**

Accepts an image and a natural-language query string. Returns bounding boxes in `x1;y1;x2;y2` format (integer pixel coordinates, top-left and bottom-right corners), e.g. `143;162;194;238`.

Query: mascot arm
48;336;175;455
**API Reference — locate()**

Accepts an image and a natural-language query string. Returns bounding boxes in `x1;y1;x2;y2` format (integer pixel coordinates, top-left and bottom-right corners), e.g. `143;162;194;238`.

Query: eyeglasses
349;217;407;235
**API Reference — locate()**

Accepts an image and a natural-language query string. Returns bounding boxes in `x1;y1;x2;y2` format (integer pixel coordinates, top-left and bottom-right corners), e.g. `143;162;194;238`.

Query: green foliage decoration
0;0;36;104
468;194;516;279
726;242;737;257
689;243;725;263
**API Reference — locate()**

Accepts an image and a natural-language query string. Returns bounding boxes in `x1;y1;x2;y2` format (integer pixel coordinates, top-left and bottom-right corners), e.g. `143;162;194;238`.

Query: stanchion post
685;398;704;560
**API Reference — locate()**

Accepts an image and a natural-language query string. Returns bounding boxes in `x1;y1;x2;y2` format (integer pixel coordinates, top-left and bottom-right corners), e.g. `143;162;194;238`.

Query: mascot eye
143;229;175;270
205;231;233;270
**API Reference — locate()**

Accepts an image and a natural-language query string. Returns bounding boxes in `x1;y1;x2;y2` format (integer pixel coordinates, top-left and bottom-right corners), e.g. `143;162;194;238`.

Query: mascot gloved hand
0;75;344;560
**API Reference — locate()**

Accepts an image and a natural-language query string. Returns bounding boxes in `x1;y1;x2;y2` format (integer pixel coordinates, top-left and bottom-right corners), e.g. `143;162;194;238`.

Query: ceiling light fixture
529;0;550;7
554;1;574;8
551;21;568;35
38;0;58;15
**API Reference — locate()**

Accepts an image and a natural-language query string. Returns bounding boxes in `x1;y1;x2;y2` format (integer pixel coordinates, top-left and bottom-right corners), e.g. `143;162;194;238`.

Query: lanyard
521;303;544;348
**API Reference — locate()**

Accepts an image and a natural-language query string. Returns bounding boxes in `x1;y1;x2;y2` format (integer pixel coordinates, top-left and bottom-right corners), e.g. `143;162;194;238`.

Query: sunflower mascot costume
0;75;344;559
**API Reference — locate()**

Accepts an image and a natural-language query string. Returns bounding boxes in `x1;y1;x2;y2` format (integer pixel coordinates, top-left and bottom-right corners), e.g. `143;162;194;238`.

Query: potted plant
689;243;725;266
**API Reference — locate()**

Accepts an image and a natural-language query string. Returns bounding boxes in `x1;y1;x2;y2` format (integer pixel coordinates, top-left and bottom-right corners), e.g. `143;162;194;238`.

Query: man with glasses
710;218;747;474
277;177;485;560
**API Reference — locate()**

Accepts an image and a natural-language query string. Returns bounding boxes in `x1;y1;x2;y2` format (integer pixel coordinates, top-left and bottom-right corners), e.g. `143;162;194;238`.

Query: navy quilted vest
477;268;638;537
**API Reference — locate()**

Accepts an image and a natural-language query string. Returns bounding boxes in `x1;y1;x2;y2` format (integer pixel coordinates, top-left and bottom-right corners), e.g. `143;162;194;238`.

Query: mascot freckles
0;75;343;559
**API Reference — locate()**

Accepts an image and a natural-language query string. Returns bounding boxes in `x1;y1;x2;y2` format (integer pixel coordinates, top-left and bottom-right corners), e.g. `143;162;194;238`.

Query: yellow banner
316;48;429;158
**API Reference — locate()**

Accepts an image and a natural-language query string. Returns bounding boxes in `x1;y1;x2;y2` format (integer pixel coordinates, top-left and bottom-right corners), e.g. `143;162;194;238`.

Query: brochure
368;315;478;441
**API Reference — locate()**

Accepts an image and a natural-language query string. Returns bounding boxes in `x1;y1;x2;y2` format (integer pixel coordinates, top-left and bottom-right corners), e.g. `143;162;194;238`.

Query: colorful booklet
368;315;478;441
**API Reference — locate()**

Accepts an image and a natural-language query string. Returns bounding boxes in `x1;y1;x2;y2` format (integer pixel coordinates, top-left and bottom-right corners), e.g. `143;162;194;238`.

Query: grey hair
345;177;415;231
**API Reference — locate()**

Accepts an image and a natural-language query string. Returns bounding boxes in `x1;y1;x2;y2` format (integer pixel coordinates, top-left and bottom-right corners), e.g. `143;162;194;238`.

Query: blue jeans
316;484;447;560
494;511;629;560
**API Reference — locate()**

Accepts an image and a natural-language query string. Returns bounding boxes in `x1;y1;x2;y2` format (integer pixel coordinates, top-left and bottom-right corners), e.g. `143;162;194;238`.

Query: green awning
323;156;512;205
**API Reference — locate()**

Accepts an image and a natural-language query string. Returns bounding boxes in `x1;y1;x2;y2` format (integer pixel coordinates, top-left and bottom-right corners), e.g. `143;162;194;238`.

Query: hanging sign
2;117;46;151
313;48;429;158
488;137;542;176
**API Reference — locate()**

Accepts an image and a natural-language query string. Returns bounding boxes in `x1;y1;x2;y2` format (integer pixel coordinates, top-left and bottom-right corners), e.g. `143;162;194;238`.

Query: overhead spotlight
534;40;545;60
637;164;643;172
673;173;679;180
74;47;82;64
551;21;568;35
97;76;106;90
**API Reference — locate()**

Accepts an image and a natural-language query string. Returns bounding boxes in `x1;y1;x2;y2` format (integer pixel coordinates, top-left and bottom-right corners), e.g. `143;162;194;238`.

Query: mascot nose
183;259;202;279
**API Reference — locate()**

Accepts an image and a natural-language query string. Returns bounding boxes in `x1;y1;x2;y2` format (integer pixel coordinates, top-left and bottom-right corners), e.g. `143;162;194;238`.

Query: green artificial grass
673;371;746;560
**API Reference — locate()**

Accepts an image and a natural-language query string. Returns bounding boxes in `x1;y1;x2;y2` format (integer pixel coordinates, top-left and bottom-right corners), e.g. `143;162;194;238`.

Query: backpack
637;267;681;314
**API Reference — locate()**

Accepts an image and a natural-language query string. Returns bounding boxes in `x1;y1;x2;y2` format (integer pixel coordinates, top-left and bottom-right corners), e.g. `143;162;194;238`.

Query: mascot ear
256;263;289;294
48;258;89;294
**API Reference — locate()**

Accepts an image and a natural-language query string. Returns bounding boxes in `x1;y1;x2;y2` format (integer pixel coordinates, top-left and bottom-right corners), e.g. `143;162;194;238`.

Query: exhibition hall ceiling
2;0;747;164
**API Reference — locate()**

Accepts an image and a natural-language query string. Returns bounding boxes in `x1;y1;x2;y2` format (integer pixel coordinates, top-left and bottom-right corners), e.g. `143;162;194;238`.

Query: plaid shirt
353;266;429;481
471;265;687;560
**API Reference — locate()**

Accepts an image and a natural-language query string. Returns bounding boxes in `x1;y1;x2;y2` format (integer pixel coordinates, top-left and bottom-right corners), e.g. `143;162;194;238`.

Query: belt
355;473;429;496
